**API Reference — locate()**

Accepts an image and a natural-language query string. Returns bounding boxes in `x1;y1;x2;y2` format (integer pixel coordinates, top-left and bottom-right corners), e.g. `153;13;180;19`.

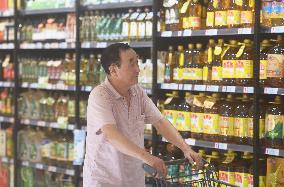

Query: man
83;43;202;187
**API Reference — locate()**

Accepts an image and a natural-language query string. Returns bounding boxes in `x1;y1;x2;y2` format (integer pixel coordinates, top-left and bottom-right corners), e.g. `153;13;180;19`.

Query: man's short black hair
101;43;132;74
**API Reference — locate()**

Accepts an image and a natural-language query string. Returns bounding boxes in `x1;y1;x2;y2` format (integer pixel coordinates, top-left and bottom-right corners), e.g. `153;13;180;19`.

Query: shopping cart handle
142;163;162;177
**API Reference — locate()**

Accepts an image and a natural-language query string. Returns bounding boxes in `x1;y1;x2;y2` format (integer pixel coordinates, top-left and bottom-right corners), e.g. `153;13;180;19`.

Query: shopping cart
143;158;238;187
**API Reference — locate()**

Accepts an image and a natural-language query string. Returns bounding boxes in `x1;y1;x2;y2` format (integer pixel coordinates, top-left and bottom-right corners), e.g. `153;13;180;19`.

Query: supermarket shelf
159;28;253;37
21;118;76;130
81;86;93;92
0;10;14;18
81;41;152;49
0;43;14;49
0;116;14;123
162;137;253;153
21;82;76;91
19;42;76;49
262;26;284;34
21;160;75;176
158;83;254;93
0;156;14;164
0;81;14;88
262;87;284;95
19;8;75;16
83;0;152;10
263;147;284;157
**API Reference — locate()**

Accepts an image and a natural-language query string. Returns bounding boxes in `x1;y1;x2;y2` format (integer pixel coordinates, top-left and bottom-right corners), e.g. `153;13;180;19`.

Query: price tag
169;83;178;90
68;124;75;130
22;161;29;167
238;28;252;34
161;31;172;37
8;43;14;49
22;82;28;87
1;157;8;163
86;86;92;92
66;169;75;176
226;86;236;92
194;85;206;91
214;143;219;149
57;83;67;90
264;87;278;94
183;29;192;36
9;118;14;123
48;166;57;172
37;121;46;127
161;83;169;89
38;77;49;88
57;117;68;129
271;26;284;33
183;84;192;90
0;116;4;121
207;85;219;92
177;31;183;37
218;143;228;150
265;148;279;156
23;119;30;124
97;42;107;48
36;42;43;49
35;163;44;169
178;84;183;90
205;29;218;35
185;138;196;146
50;123;58;128
243;87;254;93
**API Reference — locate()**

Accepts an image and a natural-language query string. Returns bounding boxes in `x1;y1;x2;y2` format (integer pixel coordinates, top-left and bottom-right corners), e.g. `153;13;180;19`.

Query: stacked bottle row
0;54;14;81
19;167;75;187
18;127;74;167
23;0;75;10
19;53;105;87
0;89;13;117
81;0;143;6
161;0;255;32
161;35;284;87
0;126;14;158
80;8;153;42
19;14;76;42
18;91;87;124
0;161;13;187
0;19;14;42
161;91;284;148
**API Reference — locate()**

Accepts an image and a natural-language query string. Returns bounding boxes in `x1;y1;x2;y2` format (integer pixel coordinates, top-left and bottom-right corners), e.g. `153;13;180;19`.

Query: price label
170;83;178;90
185;138;196;146
271;26;284;33
238;28;252;34
0;116;4;121
50;123;57;128
97;42;107;48
85;86;92;92
264;87;278;94
66;169;75;176
48;166;57;172
161;83;169;89
36;42;43;49
37;121;46;127
3;82;10;87
68;124;75;130
194;85;206;91
183;29;192;36
57;83;67;90
243;87;254;93
265;148;279;156
22;161;29;167
23;119;30;124
214;143;219;149
178;84;183;90
57;117;68;129
8;43;14;49
35;163;44;169
9;118;14;123
226;86;236;92
1;157;8;163
218;143;228;150
207;85;219;92
59;42;67;49
183;84;192;90
22;82;28;87
205;29;218;35
177;31;183;37
161;31;172;37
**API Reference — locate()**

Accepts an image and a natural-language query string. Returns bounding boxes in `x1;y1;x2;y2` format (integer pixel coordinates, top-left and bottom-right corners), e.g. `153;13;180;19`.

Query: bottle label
234;117;249;138
183;68;203;80
190;112;203;133
260;119;265;139
138;22;146;38
260;60;268;80
203;67;209;81
259;176;266;187
165;66;171;81
219;171;235;184
241;11;253;24
248;174;253;187
267;54;284;78
173;68;183;81
130;22;137;38
212;66;222;80
265;114;283;139
182;17;190;29
163;109;176;125
206;12;215;27
57;142;68;161
215;11;227;26
145;21;153;37
188;17;201;28
203;113;219;134
122;22;129;39
176;111;191;131
236;0;243;6
235;172;248;187
222;60;236;78
220;116;234;136
227;10;241;25
236;60;253;78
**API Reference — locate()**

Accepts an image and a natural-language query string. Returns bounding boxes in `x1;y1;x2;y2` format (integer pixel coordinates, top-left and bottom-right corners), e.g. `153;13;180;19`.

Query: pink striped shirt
83;78;163;187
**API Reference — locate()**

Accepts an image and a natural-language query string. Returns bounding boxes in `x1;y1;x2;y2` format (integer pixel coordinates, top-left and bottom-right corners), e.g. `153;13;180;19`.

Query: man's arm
153;118;203;168
101;124;167;176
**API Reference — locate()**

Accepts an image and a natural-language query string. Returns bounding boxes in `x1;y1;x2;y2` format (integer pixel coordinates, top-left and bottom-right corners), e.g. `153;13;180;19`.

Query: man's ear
109;64;117;76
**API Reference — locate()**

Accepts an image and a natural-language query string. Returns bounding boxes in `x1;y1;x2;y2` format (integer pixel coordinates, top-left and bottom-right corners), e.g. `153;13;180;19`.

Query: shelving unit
82;0;153;10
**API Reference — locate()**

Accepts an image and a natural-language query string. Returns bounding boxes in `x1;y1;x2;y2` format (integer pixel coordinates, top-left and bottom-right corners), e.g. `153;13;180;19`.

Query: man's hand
143;153;167;178
183;147;203;169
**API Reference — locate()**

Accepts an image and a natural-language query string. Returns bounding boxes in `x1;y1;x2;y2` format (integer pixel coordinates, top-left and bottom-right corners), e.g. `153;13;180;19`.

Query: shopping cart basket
143;158;238;187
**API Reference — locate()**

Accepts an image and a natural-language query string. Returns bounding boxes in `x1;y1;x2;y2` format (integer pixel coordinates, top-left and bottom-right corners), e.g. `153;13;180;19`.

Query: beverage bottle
164;46;177;83
214;0;227;28
190;93;206;140
203;93;220;142
177;92;193;138
260;40;273;86
211;39;224;85
180;0;191;29
261;0;273;27
191;43;204;84
187;0;202;30
234;152;253;187
163;91;180;129
241;0;254;27
145;8;153;40
137;9;146;41
222;40;239;85
219;94;235;143
227;0;241;28
265;96;284;149
267;35;284;87
122;9;132;41
183;44;194;84
129;9;140;41
203;39;215;84
206;0;217;28
219;150;238;185
173;45;185;83
80;55;88;86
236;39;253;86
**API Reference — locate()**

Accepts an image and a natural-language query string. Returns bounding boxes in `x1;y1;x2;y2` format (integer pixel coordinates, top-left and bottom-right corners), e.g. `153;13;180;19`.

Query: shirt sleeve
141;88;164;125
87;87;116;134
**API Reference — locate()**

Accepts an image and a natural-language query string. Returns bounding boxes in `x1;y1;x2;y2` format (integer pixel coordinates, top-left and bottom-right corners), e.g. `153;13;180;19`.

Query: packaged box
266;157;284;187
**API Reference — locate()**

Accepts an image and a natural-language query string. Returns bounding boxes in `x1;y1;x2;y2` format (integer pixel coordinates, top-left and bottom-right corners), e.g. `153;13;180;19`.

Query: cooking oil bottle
219;150;238;186
234;152;253;187
177;92;193;138
211;39;224;85
183;44;195;84
163;91;180;129
180;0;191;29
206;0;217;28
215;0;228;28
164;46;177;83
227;0;241;28
191;93;206;140
187;0;202;30
173;45;185;83
191;43;204;84
203;39;215;84
260;40;273;86
241;0;254;28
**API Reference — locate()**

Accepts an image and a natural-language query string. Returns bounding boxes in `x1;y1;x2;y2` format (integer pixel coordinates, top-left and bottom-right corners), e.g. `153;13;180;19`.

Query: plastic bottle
189;43;204;84
173;45;185;83
164;46;176;83
227;0;241;28
214;0;227;28
203;39;215;84
191;93;206;140
206;0;217;28
177;92;193;138
219;150;238;186
260;40;273;86
211;39;224;85
180;0;191;29
241;0;254;27
183;44;195;84
187;0;202;30
163;91;180;129
271;0;284;26
234;152;253;187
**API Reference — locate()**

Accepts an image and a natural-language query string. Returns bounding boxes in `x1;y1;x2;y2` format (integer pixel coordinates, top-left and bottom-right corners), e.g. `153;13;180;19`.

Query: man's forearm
154;118;189;152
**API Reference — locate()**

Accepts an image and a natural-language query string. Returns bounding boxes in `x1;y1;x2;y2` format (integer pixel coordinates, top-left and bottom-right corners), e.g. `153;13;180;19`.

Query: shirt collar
104;77;136;100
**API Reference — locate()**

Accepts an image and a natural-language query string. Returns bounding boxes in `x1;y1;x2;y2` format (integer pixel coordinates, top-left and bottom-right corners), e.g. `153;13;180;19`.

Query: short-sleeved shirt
83;78;163;187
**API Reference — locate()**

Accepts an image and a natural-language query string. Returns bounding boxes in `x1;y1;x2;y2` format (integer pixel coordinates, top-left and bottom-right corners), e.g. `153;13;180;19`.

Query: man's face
110;48;140;87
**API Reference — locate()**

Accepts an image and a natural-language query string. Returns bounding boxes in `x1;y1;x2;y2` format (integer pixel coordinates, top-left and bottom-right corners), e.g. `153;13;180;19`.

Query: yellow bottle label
235;172;248;187
214;46;222;55
241;10;253;24
248;118;265;138
188;17;201;28
212;66;222;80
236;60;253;78
164;110;177;127
184;111;191;131
227;10;241;25
182;17;190;29
176;111;190;131
203;113;219;134
203;67;209;81
208;47;213;63
179;54;185;66
265;114;284;139
248;174;253;187
219;171;235;185
206;12;215;27
183;68;203;80
220;116;234;136
260;60;268;80
259;176;266;187
215;11;227;26
190;112;203;133
234;117;249;138
249;0;254;8
213;0;218;8
236;0;243;6
173;68;184;81
222;60;236;78
267;54;284;78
